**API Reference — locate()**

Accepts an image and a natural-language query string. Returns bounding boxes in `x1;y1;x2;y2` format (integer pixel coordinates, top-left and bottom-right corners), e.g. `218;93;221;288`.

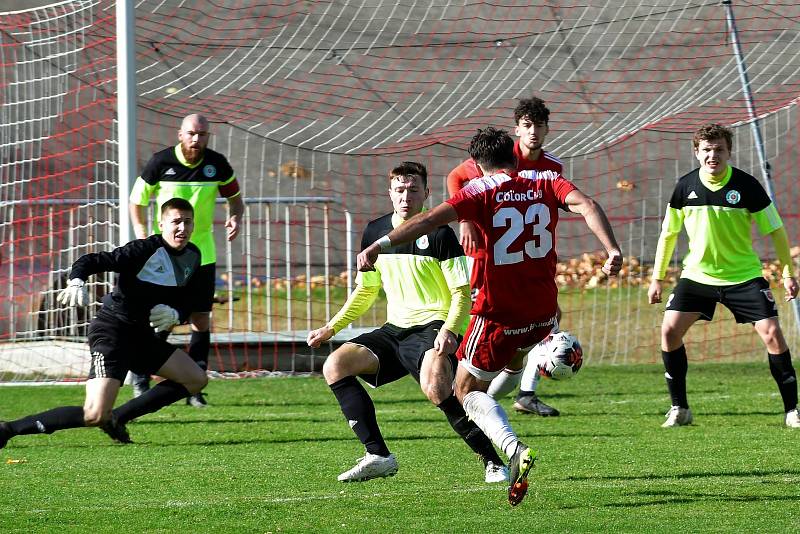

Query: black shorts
347;320;458;387
665;277;778;324
86;310;177;382
194;263;216;313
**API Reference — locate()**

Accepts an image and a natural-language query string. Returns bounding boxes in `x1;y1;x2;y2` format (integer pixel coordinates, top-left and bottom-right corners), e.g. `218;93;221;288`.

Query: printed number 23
492;204;552;265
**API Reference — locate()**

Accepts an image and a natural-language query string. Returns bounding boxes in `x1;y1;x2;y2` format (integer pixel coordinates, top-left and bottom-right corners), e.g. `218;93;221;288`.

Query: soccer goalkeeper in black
0;198;209;449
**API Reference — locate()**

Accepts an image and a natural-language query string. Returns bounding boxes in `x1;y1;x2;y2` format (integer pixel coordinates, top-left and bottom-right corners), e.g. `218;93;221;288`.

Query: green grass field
2;362;799;533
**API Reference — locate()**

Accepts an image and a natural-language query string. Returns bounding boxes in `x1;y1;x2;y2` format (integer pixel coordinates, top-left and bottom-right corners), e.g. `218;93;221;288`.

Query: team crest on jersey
416;235;429;249
203;164;217;178
725;190;741;205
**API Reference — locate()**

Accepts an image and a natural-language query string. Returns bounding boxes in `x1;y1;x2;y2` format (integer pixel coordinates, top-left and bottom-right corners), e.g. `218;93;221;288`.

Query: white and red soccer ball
535;331;584;380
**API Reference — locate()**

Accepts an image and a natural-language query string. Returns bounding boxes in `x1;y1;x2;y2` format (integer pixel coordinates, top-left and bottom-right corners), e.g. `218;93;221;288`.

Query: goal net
2;0;799;382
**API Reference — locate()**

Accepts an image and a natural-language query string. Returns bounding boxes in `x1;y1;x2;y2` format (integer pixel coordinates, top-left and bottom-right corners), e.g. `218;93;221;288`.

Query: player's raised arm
357;202;459;271
563;188;622;276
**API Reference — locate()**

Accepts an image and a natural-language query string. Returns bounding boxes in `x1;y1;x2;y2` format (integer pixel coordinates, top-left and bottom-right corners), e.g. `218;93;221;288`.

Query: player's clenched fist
307;325;334;348
602;249;623;276
357;243;380;272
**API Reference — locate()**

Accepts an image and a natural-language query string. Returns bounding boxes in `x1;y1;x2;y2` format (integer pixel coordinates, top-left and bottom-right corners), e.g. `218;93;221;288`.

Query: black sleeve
745;174;772;213
219;155;235;182
668;174;689;210
360;222;377;252
68;239;151;281
360;229;370;252
139;153;162;185
434;225;465;261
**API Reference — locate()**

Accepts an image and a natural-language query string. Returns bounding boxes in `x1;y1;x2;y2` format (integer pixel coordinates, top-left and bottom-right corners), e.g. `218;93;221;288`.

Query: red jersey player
448;97;564;416
358;127;621;507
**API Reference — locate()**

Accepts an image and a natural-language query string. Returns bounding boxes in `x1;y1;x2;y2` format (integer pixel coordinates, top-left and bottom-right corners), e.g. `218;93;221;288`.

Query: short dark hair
693;123;733;151
468;127;516;171
389;161;428;188
514;96;550;125
160;197;194;215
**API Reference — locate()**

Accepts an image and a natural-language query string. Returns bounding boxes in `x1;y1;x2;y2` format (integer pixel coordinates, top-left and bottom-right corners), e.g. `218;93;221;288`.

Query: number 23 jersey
446;171;576;326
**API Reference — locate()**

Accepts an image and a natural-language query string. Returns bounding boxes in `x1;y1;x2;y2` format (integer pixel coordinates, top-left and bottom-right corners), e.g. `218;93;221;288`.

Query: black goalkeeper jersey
69;235;203;326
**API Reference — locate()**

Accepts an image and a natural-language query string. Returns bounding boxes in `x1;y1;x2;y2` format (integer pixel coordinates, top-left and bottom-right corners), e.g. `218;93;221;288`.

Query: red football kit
446;142;563;294
446;171;576;374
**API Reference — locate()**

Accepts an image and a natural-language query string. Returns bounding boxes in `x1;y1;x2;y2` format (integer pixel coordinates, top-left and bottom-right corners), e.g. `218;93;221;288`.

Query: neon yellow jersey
356;212;470;329
130;145;240;265
657;166;782;285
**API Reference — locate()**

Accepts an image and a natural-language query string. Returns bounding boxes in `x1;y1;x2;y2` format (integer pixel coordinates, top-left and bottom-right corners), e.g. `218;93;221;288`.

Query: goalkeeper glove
149;304;179;333
57;278;89;307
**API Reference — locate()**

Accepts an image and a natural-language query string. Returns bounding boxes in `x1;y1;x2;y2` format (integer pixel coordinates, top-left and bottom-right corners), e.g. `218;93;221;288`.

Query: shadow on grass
555;487;800;510
565;466;800;482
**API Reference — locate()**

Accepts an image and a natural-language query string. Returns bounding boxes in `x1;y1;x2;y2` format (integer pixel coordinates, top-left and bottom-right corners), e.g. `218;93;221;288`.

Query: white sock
519;349;542;393
520;325;560;393
487;365;523;399
463;390;518;459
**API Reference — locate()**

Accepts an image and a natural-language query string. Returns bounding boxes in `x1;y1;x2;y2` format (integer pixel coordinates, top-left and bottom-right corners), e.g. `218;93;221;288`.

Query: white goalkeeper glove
149;304;179;333
57;278;89;307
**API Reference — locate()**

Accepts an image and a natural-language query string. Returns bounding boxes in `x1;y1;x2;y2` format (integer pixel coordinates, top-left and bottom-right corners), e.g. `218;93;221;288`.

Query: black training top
68;235;204;325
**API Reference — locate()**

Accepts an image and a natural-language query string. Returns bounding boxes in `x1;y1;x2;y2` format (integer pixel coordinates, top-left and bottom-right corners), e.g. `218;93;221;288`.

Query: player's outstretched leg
462;389;537;502
508;442;537;506
0;407;86;449
436;395;509;483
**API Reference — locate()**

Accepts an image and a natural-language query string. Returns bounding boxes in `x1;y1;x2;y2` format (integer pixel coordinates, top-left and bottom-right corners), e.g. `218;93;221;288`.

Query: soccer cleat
0;421;12;450
785;409;800;428
508;443;536;506
661;406;693;427
100;414;132;444
186;392;208;408
484;461;510;483
513;394;560;417
337;452;398;482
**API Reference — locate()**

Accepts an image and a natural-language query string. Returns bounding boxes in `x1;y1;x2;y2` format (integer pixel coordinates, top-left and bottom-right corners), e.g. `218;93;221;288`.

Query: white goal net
2;0;799;381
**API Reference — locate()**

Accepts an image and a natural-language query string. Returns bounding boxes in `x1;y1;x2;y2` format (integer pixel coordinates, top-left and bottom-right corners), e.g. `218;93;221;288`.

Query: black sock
113;380;190;425
517;389;535;399
8;406;85;435
189;330;210;371
768;350;797;413
662;345;689;409
329;376;390;457
437;394;503;466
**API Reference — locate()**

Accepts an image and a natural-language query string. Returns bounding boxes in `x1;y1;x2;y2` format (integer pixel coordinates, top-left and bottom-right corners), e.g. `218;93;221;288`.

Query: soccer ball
535;331;583;380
